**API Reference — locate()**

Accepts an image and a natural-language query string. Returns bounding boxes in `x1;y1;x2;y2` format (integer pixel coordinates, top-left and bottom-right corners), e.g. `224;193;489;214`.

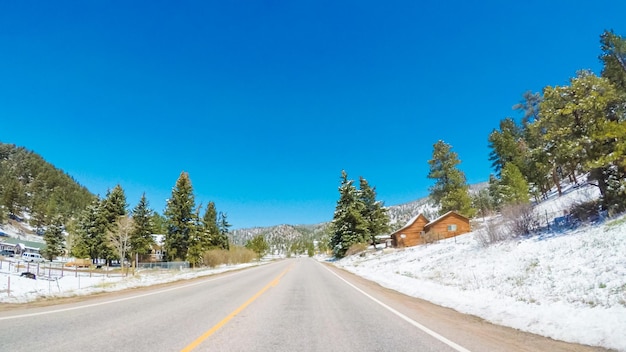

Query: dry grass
203;246;256;268
345;243;369;257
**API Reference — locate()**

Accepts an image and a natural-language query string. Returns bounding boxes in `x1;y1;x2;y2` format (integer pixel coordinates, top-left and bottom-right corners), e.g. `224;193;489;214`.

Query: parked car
0;249;15;257
21;252;45;263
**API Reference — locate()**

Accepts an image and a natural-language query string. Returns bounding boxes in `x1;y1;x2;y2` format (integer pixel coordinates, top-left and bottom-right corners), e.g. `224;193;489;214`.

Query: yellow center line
181;266;291;352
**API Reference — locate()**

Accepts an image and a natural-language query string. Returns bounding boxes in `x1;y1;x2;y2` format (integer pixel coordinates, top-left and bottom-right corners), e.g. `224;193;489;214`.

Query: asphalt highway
0;258;609;352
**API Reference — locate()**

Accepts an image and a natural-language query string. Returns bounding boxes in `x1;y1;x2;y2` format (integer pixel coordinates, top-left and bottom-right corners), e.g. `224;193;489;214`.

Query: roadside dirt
324;263;614;352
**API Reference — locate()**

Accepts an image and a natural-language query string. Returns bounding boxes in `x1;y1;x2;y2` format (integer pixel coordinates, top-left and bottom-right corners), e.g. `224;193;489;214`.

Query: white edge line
0;267;251;321
321;262;472;352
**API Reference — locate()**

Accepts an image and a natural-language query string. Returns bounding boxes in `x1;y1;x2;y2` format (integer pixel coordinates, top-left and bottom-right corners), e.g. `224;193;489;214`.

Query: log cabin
390;211;471;247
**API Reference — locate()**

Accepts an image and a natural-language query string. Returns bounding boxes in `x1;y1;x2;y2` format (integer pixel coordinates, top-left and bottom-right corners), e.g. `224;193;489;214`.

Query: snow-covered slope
335;184;625;351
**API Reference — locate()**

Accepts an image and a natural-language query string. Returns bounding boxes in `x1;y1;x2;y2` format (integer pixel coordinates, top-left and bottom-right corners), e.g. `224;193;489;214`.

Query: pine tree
513;91;542;125
358;177;390;247
150;212;167;234
100;185;127;262
427;141;475;217
102;185;128;223
499;163;530;204
164;172;197;261
217;211;231;250
73;198;107;261
488;118;525;177
600;30;626;92
537;70;625;210
186;207;204;267
202;202;221;249
130;193;155;261
43;215;66;260
330;170;368;258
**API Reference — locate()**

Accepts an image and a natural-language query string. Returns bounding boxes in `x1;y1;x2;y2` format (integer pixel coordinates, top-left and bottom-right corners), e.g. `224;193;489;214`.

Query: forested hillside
0;143;95;230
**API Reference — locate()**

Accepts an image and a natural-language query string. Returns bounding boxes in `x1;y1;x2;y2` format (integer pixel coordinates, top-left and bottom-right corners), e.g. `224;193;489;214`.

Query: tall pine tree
600;30;626;92
43;215;66;260
73;198;108;262
330;170;368;258
100;185;127;262
427;141;475;217
164;172;197;261
499;163;530;205
217;211;231;250
130;193;155;262
358;177;390;247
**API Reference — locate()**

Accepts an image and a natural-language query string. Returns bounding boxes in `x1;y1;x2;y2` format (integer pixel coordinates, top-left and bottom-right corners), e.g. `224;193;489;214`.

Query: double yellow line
181;267;290;352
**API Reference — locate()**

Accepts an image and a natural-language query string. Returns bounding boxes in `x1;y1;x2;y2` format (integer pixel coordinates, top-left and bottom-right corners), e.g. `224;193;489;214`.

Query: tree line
484;30;626;216
43;171;232;267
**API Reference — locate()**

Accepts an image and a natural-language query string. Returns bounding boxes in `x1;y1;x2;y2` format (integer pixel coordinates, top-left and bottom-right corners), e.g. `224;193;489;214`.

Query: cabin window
447;224;457;231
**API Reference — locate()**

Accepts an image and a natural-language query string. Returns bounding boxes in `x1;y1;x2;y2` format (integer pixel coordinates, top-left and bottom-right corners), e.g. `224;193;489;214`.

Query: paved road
0;258;610;352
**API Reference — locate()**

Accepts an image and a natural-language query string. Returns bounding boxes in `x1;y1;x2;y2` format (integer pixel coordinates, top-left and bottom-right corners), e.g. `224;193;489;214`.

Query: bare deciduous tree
108;216;134;275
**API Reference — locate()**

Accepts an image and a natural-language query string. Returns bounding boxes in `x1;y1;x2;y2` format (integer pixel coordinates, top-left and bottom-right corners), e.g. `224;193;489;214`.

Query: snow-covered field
0;260;264;304
335;184;626;351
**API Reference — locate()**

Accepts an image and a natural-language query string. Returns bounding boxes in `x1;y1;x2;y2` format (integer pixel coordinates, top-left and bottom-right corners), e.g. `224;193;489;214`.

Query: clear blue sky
1;1;625;229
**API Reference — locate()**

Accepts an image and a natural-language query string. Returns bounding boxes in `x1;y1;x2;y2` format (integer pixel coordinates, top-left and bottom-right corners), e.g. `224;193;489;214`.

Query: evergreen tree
102;185;128;223
487;174;503;210
100;185;127;262
600;30;626;92
150;212;167;234
164;172;197;261
513;91;542;125
537;70;625;210
427;141;475;217
130;193;155;261
499;163;530;204
329;170;368;258
43;215;66;260
202;202;221;249
185;207;204;267
217;211;231;250
73;198;108;261
488;117;525;177
358;177;390;247
2;177;24;217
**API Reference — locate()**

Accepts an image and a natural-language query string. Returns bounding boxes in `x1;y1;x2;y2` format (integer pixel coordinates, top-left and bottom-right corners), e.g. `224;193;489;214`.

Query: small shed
390;211;471;248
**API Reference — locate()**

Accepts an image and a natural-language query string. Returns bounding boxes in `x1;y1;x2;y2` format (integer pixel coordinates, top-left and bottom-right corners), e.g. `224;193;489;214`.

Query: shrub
501;203;539;237
569;200;601;223
475;218;508;247
421;231;440;244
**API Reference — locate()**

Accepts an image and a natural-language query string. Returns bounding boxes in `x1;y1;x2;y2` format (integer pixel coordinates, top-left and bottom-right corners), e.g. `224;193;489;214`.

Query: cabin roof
425;211;469;227
391;213;429;235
